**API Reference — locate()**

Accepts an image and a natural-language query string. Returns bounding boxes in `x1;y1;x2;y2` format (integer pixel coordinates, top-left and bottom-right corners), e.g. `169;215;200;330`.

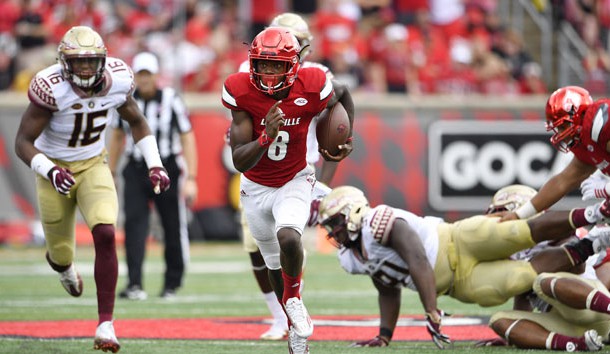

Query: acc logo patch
72;103;83;109
294;98;308;106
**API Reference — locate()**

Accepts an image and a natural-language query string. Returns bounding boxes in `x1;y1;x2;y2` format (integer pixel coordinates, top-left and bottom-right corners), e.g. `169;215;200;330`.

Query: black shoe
118;285;147;300
159;288;177;299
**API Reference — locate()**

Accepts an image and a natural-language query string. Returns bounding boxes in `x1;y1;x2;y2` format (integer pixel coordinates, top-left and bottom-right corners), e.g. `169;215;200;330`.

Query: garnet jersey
222;67;333;187
571;100;610;174
338;205;442;290
238;60;334;165
28;56;135;161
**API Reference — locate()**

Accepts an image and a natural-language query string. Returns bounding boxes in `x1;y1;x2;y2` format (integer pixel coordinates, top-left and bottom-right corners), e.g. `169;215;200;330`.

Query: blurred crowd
0;0;609;95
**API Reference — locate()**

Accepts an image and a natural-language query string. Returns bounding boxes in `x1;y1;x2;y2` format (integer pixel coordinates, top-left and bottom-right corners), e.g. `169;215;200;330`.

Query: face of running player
254;59;289;95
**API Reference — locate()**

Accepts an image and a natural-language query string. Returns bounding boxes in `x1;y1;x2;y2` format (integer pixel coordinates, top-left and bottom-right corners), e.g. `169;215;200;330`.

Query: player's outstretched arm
502;157;596;222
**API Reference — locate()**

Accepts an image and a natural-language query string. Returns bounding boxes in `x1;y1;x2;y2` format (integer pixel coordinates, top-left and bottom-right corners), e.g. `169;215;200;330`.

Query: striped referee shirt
112;87;191;161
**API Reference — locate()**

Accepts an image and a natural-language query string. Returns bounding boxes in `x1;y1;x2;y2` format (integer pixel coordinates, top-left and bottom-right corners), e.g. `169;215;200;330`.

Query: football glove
350;336;389;347
307;198;321;227
583;200;610;225
580;173;610;201
149;167;170;194
47;166;75;195
426;310;452;349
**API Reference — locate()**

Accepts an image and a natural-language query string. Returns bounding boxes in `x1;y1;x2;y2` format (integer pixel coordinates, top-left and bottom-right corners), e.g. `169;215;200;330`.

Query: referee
108;52;198;300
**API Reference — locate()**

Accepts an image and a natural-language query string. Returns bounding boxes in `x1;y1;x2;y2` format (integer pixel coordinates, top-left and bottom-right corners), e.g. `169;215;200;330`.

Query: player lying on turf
317;185;610;349
477;182;610;352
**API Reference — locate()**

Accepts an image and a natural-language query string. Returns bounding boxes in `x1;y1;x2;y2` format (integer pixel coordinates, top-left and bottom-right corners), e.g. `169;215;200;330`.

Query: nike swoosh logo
100;102;111;107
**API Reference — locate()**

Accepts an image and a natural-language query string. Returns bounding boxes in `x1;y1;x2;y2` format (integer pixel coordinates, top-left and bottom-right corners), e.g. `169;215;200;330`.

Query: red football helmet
545;85;593;152
249;27;301;95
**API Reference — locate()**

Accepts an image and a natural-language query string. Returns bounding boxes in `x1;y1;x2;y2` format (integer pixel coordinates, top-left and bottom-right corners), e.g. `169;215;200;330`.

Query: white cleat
283;297;313;338
583;329;603;351
260;319;289;340
59;265;83;297
288;327;310;354
94;321;120;353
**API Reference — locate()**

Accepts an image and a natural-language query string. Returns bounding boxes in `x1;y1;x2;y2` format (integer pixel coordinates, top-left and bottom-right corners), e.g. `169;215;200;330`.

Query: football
316;102;351;156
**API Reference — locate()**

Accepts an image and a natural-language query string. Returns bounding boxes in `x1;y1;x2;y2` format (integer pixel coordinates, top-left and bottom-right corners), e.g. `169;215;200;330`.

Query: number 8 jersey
28;57;135;161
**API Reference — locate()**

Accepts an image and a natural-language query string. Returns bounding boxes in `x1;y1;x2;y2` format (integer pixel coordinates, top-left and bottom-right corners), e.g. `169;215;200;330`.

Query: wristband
379;327;393;339
258;131;271;147
136;135;163;168
30;153;55;180
515;200;537;219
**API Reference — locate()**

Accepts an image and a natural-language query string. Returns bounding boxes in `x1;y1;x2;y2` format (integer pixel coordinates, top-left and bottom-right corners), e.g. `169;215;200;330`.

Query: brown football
316;102;350;156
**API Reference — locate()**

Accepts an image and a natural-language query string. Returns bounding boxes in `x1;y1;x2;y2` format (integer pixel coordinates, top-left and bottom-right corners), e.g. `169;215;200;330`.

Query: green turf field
0;238;529;354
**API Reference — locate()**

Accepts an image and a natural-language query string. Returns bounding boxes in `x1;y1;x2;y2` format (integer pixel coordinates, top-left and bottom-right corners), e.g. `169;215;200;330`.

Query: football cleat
59;265;83;297
260;318;289;340
283;297;313;338
94;321;120;353
288;327;309;354
583;329;603;351
118;285;147;300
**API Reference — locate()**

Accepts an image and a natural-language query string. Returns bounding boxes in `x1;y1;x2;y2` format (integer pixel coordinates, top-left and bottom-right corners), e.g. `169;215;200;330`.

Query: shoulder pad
28;74;57;111
370;205;396;246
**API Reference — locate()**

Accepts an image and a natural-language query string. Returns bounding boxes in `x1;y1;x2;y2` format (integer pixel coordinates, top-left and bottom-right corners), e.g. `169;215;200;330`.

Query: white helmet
269;12;313;60
58;26;107;89
486;184;537;214
318;186;370;246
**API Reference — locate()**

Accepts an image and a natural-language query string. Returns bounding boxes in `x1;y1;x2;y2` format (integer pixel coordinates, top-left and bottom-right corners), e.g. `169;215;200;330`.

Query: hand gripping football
316;102;350;156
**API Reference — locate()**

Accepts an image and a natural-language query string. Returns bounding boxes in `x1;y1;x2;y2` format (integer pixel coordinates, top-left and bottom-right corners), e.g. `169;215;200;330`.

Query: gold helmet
269;13;313;60
486;184;537;214
318;186;370;246
58;26;107;89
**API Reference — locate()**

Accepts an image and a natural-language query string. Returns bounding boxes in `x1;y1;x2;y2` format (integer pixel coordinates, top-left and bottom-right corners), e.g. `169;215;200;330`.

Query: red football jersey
222;67;333;187
571;100;610;174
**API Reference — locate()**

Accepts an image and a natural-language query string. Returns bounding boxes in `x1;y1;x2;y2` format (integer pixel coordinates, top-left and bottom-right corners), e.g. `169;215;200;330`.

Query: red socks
589;291;610;314
551;333;588;351
281;271;302;304
92;224;118;324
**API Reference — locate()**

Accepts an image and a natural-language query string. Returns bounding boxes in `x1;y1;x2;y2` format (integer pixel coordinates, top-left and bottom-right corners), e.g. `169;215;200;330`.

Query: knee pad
264;253;281;270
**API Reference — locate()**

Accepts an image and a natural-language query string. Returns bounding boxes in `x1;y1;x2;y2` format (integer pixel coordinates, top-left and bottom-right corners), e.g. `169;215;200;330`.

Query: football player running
14;26;170;353
235;12;337;341
317;185;610;349
222;27;354;354
500;86;610;222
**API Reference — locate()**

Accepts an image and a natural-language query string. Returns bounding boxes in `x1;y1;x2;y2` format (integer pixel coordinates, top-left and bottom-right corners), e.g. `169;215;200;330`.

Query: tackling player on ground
317;185;610;349
14;26;170;353
481;184;609;351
